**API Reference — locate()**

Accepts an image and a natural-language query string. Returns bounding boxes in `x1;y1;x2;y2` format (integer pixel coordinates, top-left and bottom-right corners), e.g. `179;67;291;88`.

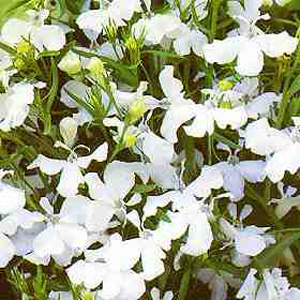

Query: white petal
33;226;65;257
236;40;264;76
1;18;32;44
203;36;245;64
235;231;266;256
0;233;15;267
55;223;87;251
181;212;213;256
27;155;65;175
57;163;84;197
0;184;26;214
186;166;223;198
31;25;66;51
77;142;108;168
161;105;196;143
238;160;266;182
159;65;183;99
255;31;298;58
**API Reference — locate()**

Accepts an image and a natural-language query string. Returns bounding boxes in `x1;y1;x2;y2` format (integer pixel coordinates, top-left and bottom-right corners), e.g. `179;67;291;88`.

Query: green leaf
132;183;156;194
64;87;94;117
0;41;17;55
43;58;59;135
212;132;241;150
142;50;187;59
289;97;300;116
178;270;191;300
289;75;300;96
36;51;60;60
254;231;300;270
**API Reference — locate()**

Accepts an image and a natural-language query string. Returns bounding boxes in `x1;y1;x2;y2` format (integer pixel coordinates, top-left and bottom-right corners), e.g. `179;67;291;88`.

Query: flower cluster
0;0;300;299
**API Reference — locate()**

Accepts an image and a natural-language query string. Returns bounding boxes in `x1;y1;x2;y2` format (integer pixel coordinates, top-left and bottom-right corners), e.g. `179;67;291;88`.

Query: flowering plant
0;0;300;299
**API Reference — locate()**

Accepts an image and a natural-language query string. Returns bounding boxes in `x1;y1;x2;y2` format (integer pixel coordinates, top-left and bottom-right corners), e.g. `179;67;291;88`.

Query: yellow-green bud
218;80;234;92
14;58;25;70
219;100;232;109
16;41;32;54
58;51;81;75
262;0;272;6
127;98;147;124
86;57;104;78
81;290;94;300
125;36;138;53
124;131;137;148
105;20;117;42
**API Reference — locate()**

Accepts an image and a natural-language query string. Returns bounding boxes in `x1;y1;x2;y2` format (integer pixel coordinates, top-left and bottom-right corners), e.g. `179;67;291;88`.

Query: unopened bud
218;80;233;92
58;51;81;75
127;98;147;124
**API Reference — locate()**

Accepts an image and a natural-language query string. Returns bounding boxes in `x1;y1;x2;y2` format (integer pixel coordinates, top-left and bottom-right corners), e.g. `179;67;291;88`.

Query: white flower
269;182;300;219
84;161;148;232
159;65;214;143
1;9;65;52
0;82;34;132
238;268;300;300
30;197;88;266
203;0;298;76
173;28;208;57
76;0;142;41
265;118;300;182
242;118;292;156
214;143;266;201
27;142;108;197
67;233;145;299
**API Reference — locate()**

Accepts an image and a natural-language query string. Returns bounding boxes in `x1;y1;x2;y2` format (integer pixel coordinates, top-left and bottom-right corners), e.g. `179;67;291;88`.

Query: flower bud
218;79;233;92
16;41;32;54
59;117;78;148
58;51;81;75
126;98;147;124
86;57;104;78
124;130;137;148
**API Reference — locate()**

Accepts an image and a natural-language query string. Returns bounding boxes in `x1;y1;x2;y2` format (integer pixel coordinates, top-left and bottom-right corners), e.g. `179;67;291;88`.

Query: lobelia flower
242;118;292;156
67;233;145;299
28;141;108;197
76;0;142;42
143;166;223;256
1;9;66;53
269;182;300;219
197;268;241;300
158;65;214;143
203;0;298;76
84;160;148;232
265;117;300;182
0;170;45;267
237;268;300;300
27;197;88;266
0;82;34;132
214;143;266;201
219;215;275;266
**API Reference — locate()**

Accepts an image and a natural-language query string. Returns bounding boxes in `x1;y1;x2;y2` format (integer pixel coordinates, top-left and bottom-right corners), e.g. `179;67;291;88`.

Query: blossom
28;142;108;197
0;82;34;132
76;0;142;41
214;143;266;201
67;233;145;299
203;0;298;75
1;9;65;52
